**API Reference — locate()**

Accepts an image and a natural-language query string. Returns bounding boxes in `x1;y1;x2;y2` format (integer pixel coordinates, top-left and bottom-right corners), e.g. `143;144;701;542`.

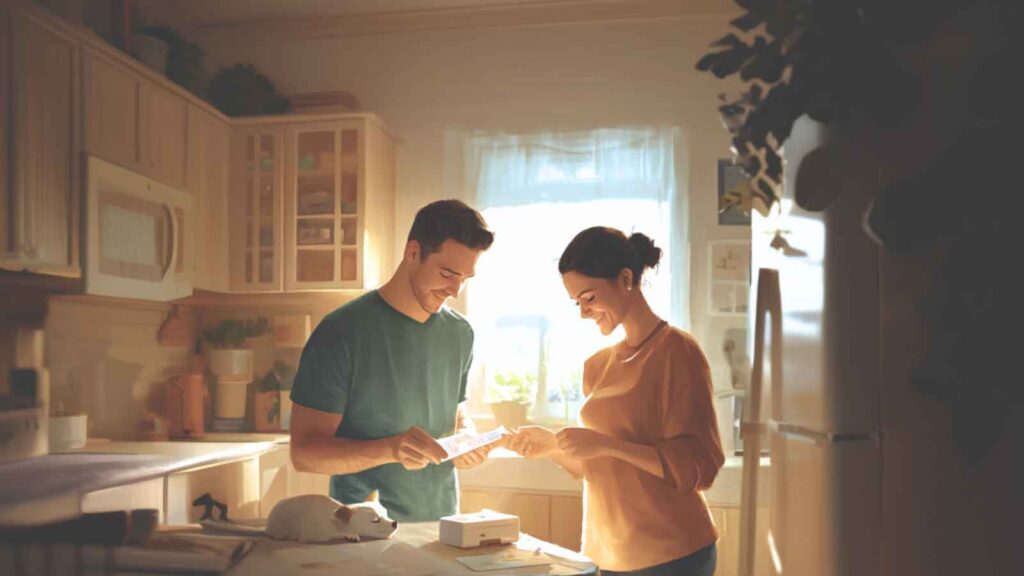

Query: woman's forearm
550;449;585;479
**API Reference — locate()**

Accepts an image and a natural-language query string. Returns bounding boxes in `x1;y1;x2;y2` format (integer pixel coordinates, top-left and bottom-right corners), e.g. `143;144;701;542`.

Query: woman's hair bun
628;232;662;269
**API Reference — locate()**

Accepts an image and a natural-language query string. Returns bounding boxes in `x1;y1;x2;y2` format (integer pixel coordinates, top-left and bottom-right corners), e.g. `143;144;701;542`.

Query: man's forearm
291;435;396;475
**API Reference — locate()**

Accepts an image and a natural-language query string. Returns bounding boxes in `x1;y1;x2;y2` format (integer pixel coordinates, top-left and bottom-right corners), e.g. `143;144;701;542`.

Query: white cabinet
460;488;582;551
0;6;81;277
228;114;394;293
229;126;285;292
83;47;188;190
81;477;165;522
188;105;231;292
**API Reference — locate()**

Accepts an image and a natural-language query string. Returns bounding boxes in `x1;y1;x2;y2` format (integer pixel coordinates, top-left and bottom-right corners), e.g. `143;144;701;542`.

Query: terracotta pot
488;401;530;429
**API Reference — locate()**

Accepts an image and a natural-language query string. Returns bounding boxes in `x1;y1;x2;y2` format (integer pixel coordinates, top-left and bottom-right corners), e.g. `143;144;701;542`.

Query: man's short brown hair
408;199;494;259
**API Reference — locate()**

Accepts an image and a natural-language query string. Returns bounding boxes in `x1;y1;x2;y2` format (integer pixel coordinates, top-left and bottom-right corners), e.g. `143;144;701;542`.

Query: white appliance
736;116;1017;575
85;156;193;301
439;510;520;547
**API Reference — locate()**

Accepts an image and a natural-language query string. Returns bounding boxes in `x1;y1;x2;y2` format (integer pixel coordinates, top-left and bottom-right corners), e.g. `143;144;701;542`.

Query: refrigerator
735;116;1019;576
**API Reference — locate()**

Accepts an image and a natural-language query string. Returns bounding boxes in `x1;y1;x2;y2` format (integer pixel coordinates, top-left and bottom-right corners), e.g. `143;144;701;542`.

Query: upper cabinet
229;114;394;293
229;126;285;292
83;47;187;190
0;6;81;277
188;105;231;292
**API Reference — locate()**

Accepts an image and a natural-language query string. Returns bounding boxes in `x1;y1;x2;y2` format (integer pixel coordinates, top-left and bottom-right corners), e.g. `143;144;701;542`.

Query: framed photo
708;240;751;316
718;159;751;226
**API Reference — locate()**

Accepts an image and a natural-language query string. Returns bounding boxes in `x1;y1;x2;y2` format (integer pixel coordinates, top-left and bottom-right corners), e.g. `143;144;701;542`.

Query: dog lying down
196;494;399;543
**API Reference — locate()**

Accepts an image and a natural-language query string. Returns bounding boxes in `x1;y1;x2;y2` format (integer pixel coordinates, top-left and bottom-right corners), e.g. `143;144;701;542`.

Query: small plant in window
484;370;537;405
484;370;537;429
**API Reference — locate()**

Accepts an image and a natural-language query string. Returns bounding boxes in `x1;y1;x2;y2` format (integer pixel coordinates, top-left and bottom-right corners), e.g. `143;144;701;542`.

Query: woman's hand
508;426;558;458
556;427;617;460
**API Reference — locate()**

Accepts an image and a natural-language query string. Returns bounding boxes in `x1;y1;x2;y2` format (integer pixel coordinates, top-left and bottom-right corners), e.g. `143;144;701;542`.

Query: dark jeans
598;543;716;576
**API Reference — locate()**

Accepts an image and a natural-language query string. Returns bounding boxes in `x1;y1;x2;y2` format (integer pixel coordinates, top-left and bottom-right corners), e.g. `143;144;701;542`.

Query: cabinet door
460;489;550;540
549;495;582;552
1;10;80;276
229;128;283;292
139;79;187;189
81;477;165;523
188;105;229;291
285;121;363;290
83;48;137;171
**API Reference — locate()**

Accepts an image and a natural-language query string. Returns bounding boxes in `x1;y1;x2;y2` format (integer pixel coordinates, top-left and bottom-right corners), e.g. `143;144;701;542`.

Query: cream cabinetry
460;488;582;552
83;47;188;190
229;114;394;293
187;105;231;292
0;6;81;277
229;126;285;292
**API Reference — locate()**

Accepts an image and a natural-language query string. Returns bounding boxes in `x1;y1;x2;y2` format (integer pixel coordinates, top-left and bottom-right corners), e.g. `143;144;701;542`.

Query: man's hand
555;427;616;460
452;444;490;469
508;426;558;459
391;426;447;470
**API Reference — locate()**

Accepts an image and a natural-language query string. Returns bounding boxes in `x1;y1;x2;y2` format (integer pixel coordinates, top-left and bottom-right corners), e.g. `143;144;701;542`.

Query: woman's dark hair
558;226;661;286
408;199;494;259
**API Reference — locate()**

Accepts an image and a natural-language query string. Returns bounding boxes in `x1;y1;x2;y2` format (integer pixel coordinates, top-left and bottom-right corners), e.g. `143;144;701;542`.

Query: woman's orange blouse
577;326;725;572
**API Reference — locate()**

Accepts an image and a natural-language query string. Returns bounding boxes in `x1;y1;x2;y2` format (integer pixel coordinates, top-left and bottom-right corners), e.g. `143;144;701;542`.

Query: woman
509;227;724;576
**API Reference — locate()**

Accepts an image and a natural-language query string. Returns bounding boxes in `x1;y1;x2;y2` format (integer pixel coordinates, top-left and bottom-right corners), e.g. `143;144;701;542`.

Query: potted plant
484;370;537;429
253;361;296;432
202;317;270;420
207;64;291;117
695;0;921;217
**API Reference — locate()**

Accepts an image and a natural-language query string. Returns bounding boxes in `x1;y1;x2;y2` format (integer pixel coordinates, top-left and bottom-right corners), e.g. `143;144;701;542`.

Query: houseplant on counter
202;317;270;421
484;370;537;429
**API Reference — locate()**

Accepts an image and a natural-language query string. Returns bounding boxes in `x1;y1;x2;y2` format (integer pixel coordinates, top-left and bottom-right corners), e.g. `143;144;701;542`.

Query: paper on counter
456;547;553;572
438;426;507;462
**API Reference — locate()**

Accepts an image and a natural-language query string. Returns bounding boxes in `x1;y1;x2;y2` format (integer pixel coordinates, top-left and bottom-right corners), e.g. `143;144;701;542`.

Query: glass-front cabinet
229;128;284;292
286;122;362;289
228;114;394;293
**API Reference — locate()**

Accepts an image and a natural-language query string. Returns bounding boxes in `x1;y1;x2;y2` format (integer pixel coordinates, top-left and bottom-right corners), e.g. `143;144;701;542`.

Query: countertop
225;521;595;575
459;450;771;508
0;433;290;527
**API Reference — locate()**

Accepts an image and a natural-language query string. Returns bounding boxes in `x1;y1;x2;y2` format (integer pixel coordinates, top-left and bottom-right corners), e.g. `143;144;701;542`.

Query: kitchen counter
0;434;290;527
459;450;771;508
225;521;595;575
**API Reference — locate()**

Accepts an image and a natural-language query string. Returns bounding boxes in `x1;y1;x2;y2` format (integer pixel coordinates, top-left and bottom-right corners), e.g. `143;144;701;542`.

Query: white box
439;510;520;548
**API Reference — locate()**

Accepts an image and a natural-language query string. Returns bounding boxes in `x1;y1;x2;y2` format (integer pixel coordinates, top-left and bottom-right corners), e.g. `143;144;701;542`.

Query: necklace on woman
625;319;668;350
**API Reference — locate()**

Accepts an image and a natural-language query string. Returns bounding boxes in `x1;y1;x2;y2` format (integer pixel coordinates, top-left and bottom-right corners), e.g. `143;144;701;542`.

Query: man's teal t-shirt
290;291;473;522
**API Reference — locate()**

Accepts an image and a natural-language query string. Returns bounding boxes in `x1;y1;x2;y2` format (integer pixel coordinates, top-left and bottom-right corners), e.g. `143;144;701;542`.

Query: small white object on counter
439;509;520;548
48;413;87;451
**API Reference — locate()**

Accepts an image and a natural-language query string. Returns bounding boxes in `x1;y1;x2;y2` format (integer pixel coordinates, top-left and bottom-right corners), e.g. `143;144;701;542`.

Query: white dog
265;494;399;543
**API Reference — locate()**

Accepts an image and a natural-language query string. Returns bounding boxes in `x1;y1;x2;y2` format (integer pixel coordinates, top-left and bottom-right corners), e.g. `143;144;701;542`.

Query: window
458;127;686;426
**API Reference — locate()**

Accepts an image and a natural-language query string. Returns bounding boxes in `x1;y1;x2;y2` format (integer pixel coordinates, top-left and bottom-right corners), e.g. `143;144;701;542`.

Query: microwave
85;156;193;301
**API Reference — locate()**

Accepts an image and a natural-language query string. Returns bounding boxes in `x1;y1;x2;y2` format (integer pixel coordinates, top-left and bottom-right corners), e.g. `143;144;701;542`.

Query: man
289;199;495;522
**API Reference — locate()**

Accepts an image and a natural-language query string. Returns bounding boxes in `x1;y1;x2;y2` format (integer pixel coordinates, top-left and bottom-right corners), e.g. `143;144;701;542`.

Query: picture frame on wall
718;159;752;226
708;240;751;316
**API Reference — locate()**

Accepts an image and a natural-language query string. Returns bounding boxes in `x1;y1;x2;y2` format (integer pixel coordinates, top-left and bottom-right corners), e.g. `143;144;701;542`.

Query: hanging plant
695;0;921;215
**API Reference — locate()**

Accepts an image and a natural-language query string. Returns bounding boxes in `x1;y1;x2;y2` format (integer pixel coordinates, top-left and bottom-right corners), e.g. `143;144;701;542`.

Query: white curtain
450;127;690;423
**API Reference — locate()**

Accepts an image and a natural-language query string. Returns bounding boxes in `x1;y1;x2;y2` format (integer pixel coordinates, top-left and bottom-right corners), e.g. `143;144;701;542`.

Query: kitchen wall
196;14;750;433
43;297;197;440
